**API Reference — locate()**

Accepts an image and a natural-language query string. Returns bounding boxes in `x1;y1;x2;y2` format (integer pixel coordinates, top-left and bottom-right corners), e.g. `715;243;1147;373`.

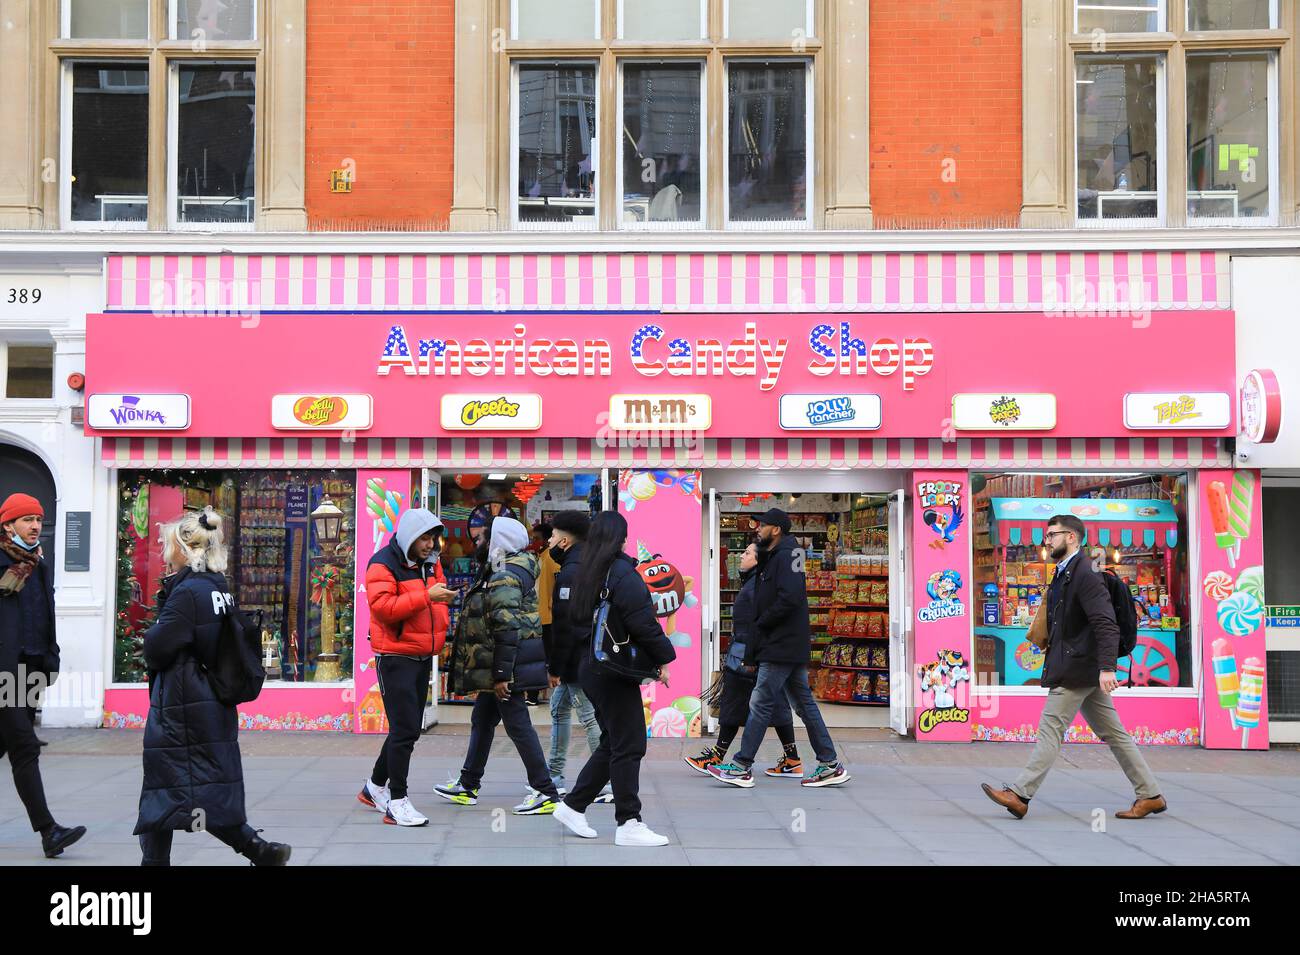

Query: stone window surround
1021;0;1298;229
0;0;305;232
451;0;872;232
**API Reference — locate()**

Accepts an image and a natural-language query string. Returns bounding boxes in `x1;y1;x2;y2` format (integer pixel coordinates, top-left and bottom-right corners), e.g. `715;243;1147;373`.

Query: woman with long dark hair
553;512;676;847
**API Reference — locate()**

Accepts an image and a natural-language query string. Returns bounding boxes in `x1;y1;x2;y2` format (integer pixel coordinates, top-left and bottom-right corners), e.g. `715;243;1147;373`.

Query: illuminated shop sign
87;393;190;430
951;393;1057;431
272;394;374;430
1123;392;1230;430
779;394;882;430
439;394;542;431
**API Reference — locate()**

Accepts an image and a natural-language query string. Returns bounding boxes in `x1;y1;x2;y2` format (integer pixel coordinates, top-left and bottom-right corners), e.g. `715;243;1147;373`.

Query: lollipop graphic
1227;471;1255;564
1211;638;1239;714
366;478;403;547
1206;480;1236;569
1235;657;1265;748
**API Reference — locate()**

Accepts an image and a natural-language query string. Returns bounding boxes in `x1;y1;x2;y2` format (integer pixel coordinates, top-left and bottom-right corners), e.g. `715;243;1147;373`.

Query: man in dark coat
0;492;85;858
134;507;290;865
537;510;606;801
709;508;849;789
983;513;1165;820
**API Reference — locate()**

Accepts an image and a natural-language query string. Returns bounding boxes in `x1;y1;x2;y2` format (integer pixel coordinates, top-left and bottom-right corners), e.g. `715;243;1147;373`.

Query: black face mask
549;543;568;564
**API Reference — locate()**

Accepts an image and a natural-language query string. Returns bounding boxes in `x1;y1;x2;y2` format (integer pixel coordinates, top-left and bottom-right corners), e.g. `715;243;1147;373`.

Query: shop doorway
0;442;57;564
430;470;604;711
704;473;910;733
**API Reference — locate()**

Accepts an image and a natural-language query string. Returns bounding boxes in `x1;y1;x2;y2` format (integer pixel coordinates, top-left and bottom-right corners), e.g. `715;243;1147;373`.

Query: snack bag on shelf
854;674;873;699
854;645;871;668
872;580;889;604
874;674;890;701
870;646;889;669
853;613;869;636
868;612;885;639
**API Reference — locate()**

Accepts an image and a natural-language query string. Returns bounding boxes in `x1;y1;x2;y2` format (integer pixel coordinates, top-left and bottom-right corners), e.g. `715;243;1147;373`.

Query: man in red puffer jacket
358;508;454;827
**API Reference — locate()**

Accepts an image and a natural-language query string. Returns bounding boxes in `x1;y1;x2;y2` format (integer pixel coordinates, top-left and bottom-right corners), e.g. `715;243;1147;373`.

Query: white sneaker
615;820;670;847
383;796;429;827
358;779;390;814
554;802;598;839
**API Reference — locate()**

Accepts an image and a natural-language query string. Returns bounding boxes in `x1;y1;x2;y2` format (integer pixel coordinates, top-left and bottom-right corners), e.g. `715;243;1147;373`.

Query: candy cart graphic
917;649;971;733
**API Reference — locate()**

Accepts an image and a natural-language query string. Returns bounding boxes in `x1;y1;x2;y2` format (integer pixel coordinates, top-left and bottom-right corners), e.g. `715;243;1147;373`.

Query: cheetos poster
618;469;704;738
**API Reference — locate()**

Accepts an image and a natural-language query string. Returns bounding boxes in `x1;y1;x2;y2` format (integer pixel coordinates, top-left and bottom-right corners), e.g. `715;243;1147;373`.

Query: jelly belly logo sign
952;393;1056;430
608;395;711;431
440;394;542;431
377;321;936;392
1124;392;1231;430
271;394;374;430
779;394;882;430
87;394;190;430
917;649;971;733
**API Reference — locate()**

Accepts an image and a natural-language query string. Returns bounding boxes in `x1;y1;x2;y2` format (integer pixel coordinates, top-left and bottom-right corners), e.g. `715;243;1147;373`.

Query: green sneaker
801;762;851;788
706;762;755;788
433;779;479;805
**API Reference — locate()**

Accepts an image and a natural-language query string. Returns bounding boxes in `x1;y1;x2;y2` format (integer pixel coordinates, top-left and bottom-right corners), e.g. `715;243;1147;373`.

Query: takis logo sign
1154;395;1200;426
917;649;971;733
917;570;966;623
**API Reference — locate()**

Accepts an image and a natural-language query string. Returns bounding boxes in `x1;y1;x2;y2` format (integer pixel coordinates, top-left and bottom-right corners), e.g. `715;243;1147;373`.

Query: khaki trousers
1011;685;1160;800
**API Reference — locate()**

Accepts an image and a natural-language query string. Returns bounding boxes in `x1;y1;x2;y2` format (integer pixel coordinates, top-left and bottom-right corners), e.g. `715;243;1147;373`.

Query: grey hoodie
393;508;445;565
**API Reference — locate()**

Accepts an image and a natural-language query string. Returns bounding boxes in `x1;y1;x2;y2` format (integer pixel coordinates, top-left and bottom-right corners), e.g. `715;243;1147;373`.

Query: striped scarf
0;530;41;597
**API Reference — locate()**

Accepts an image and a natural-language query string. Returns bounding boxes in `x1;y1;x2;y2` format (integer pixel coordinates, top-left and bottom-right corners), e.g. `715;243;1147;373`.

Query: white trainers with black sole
384;796;430;827
357;779;390;814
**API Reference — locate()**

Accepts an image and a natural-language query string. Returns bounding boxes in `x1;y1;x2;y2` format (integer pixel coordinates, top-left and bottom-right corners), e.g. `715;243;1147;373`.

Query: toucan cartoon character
923;503;964;547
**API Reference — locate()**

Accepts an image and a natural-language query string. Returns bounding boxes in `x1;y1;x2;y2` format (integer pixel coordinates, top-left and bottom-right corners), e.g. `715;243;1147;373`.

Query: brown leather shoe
981;783;1028;819
1115;795;1167;819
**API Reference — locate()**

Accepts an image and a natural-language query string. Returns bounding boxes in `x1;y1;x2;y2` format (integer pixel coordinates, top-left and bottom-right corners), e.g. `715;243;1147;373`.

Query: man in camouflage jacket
439;517;559;814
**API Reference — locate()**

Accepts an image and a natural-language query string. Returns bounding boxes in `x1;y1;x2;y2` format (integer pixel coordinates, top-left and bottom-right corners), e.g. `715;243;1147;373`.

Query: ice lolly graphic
1235;657;1264;749
1211;638;1239;711
1206;480;1235;568
1228;471;1256;563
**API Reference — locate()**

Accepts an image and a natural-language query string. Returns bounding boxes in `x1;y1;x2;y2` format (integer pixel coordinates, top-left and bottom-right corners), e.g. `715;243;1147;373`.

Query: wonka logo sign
87;394;190;430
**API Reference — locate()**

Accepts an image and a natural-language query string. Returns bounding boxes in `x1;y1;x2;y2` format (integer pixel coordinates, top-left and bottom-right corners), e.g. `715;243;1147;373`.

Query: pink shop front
84;250;1275;748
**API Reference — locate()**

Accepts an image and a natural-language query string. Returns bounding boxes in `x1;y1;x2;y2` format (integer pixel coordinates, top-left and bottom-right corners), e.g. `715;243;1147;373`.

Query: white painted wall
0;258;111;727
1232;255;1300;471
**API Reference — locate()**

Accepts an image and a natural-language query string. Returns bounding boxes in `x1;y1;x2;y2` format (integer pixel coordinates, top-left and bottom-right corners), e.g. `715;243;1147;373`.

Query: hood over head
394;507;444;563
488;516;530;564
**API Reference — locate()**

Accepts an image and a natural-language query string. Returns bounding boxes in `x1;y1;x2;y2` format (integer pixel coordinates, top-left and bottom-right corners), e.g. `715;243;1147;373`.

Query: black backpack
206;598;266;706
1101;571;1139;660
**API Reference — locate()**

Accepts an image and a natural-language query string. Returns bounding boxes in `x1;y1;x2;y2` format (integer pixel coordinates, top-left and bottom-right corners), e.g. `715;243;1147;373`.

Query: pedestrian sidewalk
1;728;1296;866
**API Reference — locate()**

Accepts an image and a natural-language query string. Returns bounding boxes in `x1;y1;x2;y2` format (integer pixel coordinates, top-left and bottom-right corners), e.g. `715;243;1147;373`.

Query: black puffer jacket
1041;554;1122;689
0;547;59;679
134;569;247;834
546;543;586;682
590;553;677;670
724;569;757;675
747;534;812;665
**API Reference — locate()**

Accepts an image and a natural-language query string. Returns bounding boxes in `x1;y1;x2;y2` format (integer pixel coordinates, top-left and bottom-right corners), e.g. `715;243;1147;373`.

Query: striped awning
99;436;1232;470
104;250;1230;313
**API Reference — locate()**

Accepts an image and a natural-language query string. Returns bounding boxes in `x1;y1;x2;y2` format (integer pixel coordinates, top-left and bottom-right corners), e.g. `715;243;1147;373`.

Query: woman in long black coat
133;507;290;866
